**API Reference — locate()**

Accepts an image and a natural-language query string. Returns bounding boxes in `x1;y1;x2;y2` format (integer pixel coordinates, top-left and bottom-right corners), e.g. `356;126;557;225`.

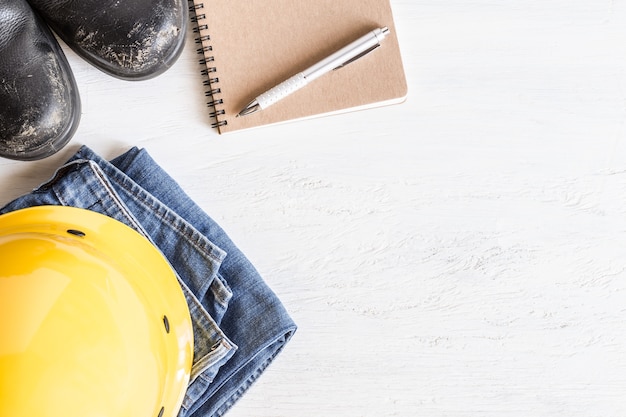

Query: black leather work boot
0;0;80;161
27;0;188;80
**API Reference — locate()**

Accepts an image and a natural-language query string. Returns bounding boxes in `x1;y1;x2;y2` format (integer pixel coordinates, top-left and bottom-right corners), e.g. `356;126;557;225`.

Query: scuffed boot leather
27;0;188;80
0;0;80;161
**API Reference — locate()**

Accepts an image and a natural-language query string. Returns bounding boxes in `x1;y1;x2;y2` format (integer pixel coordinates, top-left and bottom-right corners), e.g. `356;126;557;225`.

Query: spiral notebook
189;0;408;134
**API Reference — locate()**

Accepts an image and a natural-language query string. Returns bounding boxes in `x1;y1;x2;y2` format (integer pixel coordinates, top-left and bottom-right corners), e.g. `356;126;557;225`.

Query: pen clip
332;43;380;71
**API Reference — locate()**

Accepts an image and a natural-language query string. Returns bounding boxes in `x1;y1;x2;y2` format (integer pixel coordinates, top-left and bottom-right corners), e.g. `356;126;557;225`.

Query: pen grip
257;73;308;109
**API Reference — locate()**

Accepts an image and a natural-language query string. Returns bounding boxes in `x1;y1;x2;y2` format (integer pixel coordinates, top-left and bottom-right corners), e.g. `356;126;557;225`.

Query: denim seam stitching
212;273;233;308
36;160;84;193
88;162;146;233
215;345;284;417
206;327;295;417
109;173;226;265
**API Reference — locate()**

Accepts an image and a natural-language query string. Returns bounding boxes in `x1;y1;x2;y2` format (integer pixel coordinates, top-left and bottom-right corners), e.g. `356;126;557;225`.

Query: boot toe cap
0;98;80;161
31;0;189;80
0;0;81;161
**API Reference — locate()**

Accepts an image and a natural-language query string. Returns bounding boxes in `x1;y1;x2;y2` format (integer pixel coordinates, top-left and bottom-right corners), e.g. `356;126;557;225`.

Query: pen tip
237;100;261;117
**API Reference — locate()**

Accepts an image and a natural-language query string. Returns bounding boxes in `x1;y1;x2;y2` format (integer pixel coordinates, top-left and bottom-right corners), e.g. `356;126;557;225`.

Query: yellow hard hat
0;206;193;417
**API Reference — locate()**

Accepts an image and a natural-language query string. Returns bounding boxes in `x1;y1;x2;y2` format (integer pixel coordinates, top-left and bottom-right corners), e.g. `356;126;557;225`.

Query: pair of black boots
0;0;188;161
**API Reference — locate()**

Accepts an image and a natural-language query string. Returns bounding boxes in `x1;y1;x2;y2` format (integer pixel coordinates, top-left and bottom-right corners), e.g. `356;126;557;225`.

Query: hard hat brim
0;206;193;417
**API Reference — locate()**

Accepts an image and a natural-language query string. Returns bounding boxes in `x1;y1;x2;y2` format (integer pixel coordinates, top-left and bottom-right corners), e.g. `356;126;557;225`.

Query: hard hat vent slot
158;406;165;417
66;229;86;237
163;315;170;333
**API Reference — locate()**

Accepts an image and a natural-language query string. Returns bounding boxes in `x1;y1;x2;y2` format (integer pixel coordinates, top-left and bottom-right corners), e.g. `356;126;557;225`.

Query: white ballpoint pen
237;26;390;117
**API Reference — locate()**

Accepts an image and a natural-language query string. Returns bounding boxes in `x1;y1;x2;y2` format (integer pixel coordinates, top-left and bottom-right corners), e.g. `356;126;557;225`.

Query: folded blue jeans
0;146;297;417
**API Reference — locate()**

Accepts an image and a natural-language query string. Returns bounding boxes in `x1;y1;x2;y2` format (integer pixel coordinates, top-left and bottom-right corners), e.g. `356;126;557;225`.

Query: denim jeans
0;146;297;417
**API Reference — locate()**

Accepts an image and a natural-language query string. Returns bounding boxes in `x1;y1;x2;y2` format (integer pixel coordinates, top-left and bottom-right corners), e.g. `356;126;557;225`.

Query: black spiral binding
188;0;227;128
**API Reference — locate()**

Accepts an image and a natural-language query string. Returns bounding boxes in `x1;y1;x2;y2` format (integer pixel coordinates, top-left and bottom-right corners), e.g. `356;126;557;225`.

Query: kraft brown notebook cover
190;0;408;133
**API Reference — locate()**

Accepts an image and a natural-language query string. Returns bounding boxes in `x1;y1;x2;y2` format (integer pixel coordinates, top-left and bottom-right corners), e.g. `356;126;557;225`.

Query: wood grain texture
2;1;626;415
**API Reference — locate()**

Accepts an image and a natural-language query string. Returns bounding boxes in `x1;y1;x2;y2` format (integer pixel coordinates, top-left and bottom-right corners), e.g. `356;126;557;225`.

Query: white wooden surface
3;1;626;415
